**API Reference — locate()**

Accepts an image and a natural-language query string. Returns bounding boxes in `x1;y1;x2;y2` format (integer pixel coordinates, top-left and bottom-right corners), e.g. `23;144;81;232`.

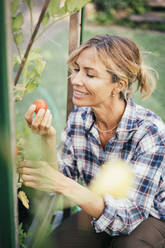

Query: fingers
31;109;52;133
25;104;54;136
45;112;52;129
23;181;39;189
19;160;47;169
19;160;35;169
18;164;38;187
18;160;62;193
40;110;52;130
18;161;46;188
25;104;36;125
32;108;46;129
18;160;52;192
20;174;39;189
21;174;37;183
18;166;38;177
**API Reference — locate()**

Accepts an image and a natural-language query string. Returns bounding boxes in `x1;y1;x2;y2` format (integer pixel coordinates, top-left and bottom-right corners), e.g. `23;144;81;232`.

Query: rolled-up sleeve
92;130;165;236
93;194;152;236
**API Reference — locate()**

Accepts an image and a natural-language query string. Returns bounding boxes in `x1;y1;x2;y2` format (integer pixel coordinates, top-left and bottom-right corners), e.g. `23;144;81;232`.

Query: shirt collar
82;108;96;133
117;98;138;132
82;98;138;135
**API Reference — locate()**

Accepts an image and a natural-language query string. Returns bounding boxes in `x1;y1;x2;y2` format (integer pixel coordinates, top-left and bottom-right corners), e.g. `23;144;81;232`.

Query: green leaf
57;6;66;15
24;0;32;10
27;48;43;61
14;49;46;100
14;32;24;45
25;80;41;93
65;0;90;13
11;0;19;17
35;60;46;74
42;12;50;26
12;12;24;32
13;54;21;67
18;222;31;248
48;0;61;17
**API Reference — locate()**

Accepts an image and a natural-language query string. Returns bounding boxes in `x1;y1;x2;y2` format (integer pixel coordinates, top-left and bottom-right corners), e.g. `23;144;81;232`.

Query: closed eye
72;68;95;78
87;74;95;78
73;68;79;72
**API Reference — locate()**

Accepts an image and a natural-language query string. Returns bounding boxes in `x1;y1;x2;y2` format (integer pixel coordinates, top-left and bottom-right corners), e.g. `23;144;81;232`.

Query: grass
15;22;165;147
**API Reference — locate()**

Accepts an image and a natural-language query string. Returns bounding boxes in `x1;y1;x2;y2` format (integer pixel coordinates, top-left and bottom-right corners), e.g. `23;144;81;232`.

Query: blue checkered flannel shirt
58;98;165;236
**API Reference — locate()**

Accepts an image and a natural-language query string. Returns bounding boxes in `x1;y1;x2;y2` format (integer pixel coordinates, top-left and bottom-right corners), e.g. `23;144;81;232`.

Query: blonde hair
68;34;157;99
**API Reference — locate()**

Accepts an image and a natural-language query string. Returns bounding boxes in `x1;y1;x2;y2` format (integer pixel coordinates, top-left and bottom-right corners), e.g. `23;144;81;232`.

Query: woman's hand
18;160;66;193
19;160;105;218
25;104;56;137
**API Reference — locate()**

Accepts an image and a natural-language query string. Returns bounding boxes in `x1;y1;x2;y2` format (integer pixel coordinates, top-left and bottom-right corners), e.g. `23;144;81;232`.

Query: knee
112;235;151;248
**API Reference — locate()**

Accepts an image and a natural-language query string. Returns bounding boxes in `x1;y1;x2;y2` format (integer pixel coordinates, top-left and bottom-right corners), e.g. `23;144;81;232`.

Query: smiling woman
19;34;165;248
71;47;117;109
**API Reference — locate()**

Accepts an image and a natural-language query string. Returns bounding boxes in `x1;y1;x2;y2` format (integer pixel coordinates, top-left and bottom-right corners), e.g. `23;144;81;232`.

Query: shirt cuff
92;194;117;233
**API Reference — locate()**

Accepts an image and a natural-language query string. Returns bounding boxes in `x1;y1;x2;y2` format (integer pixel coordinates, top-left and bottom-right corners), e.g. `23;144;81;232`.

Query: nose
71;71;84;86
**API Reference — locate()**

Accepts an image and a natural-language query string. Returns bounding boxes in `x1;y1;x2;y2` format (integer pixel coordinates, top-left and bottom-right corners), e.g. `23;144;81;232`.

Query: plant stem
14;0;50;86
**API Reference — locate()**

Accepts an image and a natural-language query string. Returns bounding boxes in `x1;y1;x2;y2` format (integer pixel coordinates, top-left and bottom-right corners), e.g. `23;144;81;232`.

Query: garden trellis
0;0;88;247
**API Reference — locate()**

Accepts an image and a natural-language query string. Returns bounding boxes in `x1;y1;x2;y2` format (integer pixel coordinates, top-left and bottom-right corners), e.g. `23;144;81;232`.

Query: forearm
59;175;105;218
41;134;58;169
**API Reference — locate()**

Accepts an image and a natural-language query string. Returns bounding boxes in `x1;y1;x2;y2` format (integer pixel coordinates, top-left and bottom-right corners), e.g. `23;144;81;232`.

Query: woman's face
71;47;115;108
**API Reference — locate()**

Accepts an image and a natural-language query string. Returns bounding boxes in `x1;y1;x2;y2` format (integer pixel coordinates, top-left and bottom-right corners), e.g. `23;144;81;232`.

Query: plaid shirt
59;98;165;236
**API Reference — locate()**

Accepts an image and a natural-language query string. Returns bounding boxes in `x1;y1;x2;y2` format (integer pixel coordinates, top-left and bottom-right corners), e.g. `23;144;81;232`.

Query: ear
115;80;128;94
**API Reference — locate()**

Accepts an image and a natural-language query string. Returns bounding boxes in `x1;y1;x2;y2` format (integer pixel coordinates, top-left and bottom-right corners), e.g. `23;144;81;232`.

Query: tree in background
91;0;149;24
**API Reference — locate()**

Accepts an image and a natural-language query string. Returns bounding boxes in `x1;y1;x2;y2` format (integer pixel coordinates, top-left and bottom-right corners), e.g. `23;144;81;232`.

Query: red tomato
16;147;18;156
33;99;47;114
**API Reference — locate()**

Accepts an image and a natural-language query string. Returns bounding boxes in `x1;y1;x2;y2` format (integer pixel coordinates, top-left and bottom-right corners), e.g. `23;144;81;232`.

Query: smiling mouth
73;90;89;98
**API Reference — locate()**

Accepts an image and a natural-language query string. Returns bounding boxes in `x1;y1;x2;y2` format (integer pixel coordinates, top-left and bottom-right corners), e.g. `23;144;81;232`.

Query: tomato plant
12;0;90;102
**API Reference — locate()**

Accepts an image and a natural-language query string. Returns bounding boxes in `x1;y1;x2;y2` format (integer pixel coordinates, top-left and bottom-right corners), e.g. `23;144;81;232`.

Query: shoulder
133;101;165;152
120;98;165;136
135;102;165;135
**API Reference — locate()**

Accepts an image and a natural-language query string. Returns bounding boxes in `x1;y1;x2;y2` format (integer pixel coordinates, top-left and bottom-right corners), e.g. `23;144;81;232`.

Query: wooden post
0;0;18;247
67;10;82;119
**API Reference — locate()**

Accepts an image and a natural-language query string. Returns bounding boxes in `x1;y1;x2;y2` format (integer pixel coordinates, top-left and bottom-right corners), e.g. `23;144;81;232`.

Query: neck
92;98;126;130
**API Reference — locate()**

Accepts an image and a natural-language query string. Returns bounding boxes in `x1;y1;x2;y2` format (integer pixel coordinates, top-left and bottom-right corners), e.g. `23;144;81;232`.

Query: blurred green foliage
18;223;31;248
92;0;149;14
90;0;165;32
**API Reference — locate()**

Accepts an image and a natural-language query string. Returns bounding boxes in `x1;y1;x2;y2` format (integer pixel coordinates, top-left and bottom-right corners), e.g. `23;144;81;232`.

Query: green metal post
80;7;85;44
0;0;18;247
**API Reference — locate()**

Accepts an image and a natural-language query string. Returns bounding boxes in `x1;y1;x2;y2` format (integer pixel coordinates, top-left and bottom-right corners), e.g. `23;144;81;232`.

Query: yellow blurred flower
89;159;134;198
